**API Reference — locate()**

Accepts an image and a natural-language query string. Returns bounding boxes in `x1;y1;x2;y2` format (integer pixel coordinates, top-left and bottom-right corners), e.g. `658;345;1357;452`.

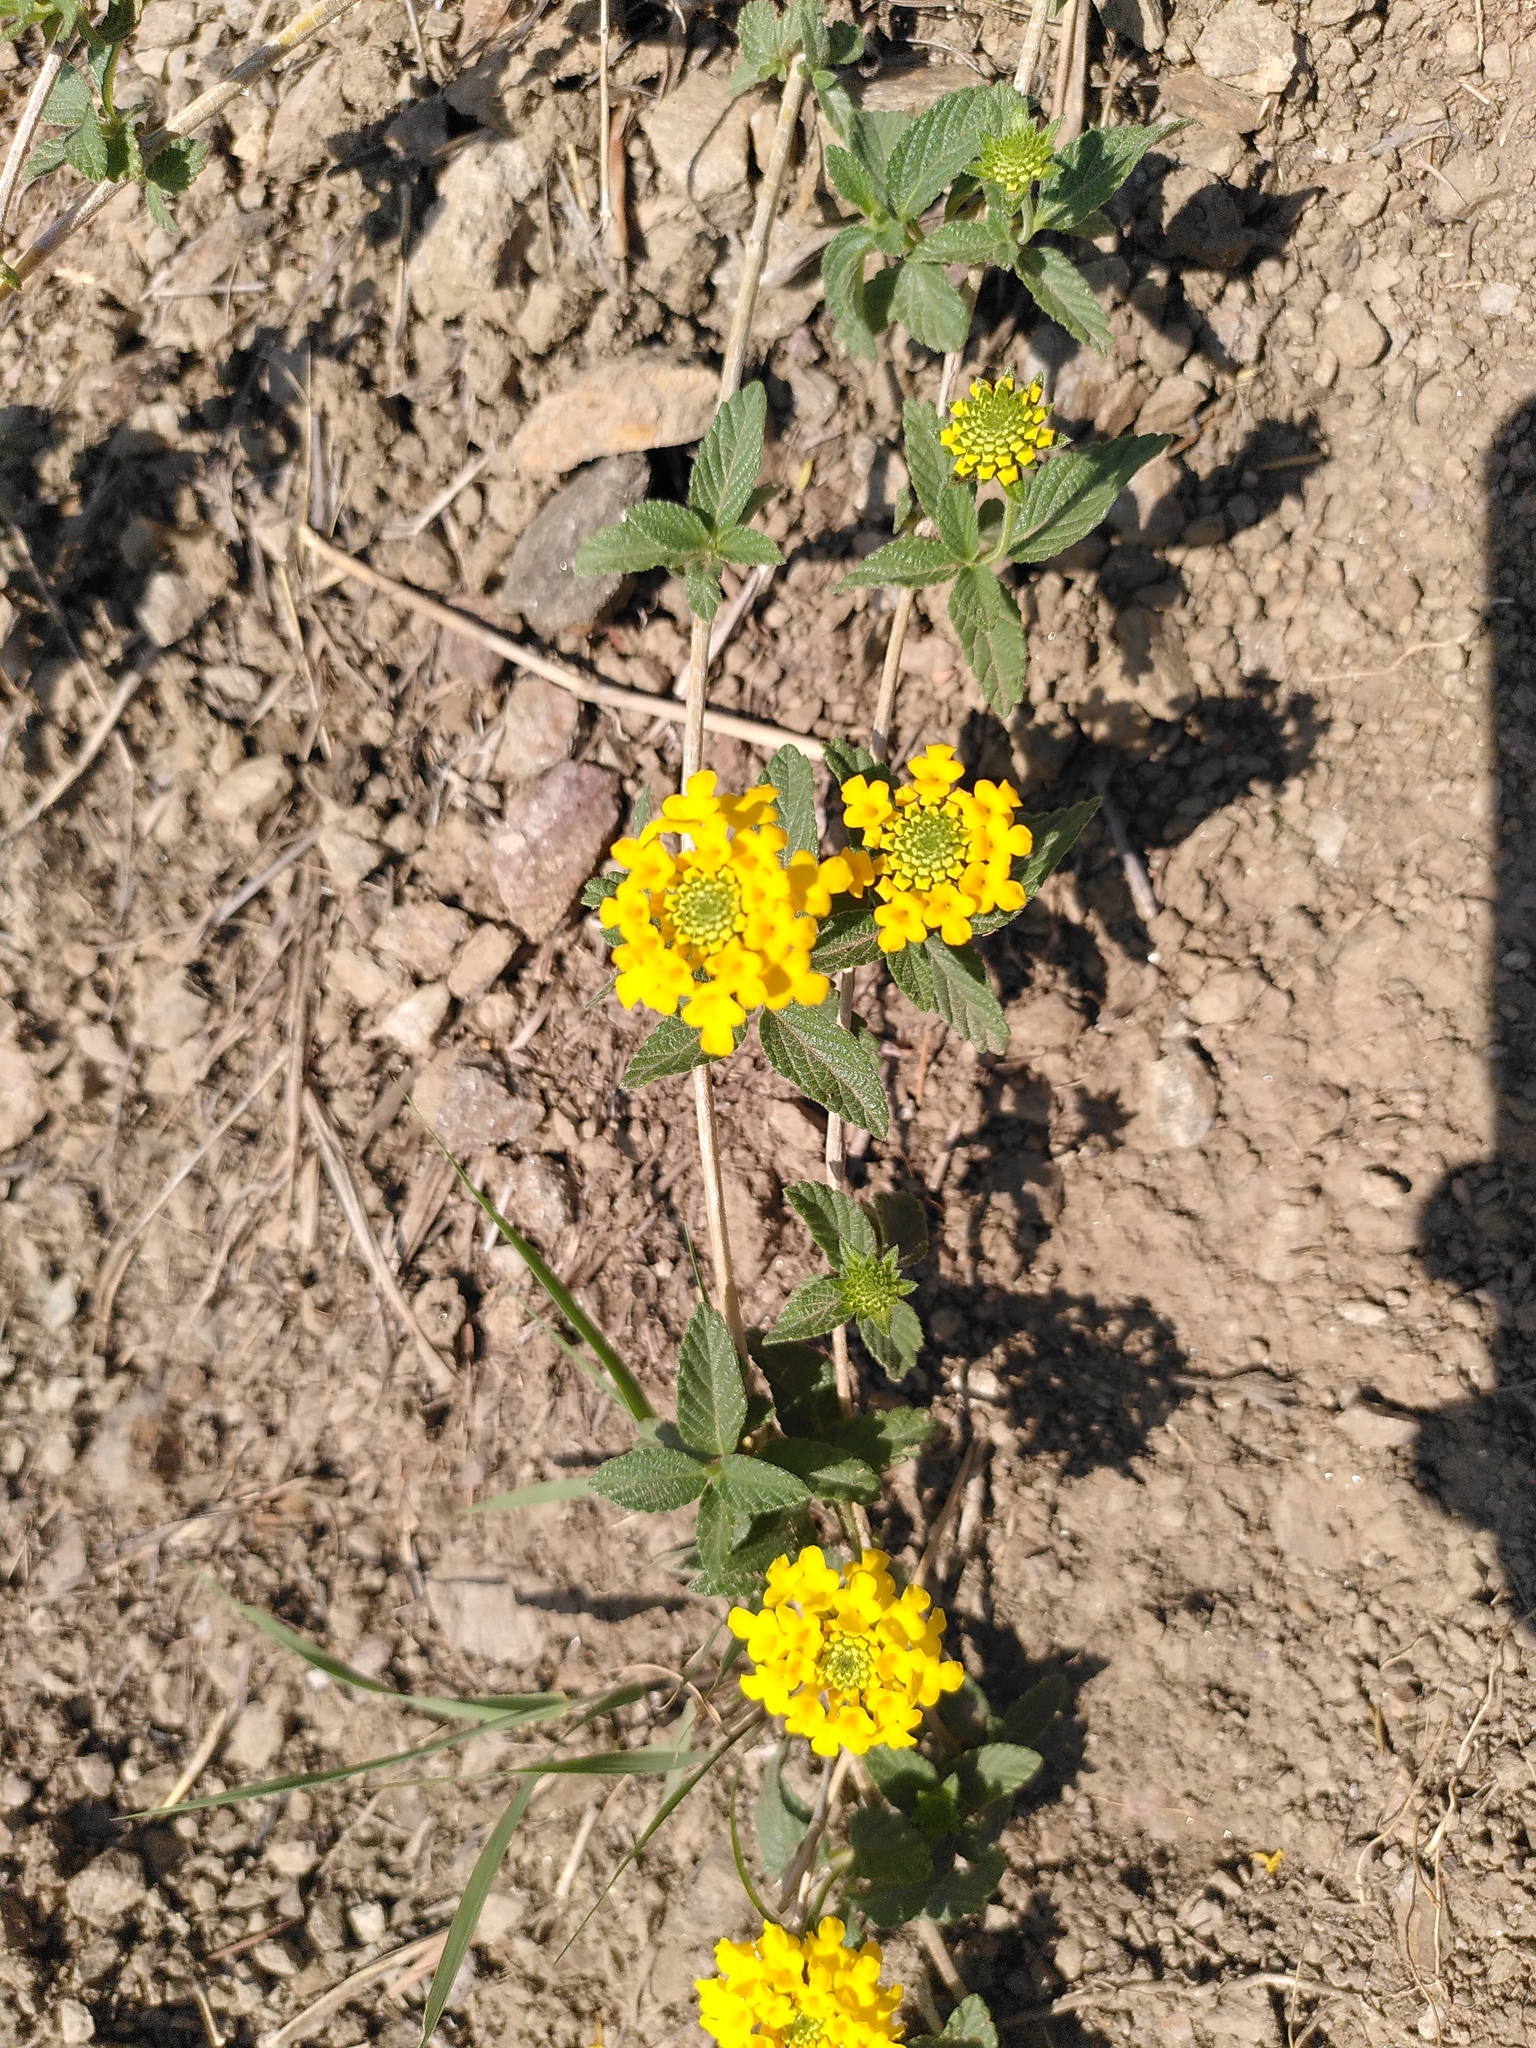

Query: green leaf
582;870;621;912
885;933;936;1012
1007;437;1171;565
844;107;911;193
909;218;1004;265
1015;243;1113;355
822;737;884;787
948;565;1026;717
676;1302;748;1458
890;257;973;354
690;382;769;530
769;1273;850;1343
1015;799;1098;898
851;1802;935;1889
716;1452;813;1518
144;180;176;233
759;997;889;1136
825;141;885;221
421;1778;537;2041
823;1404;935;1470
784;1179;876;1264
693;1488;806;1596
755;1340;841;1439
933;482;980;564
864;1743;940;1814
955;1741;1044;1813
923;934;1009;1050
885;86;988;222
755;1740;812;1878
758;1436;880;1504
1002;1672;1068;1750
686;558;724;622
909;1993;1001;2048
810;905;883;973
63;102;108;182
42;64;91;123
590;1446;709;1513
623;1015;722;1085
575;502;707;576
767;745;817;861
926;1841;1006;1923
822;222;879;360
469;1476;592;1514
858;1299;923;1380
715;524;783;567
839;536;959;591
902;400;953;525
1036;120;1181;234
870;1191;928;1267
730;0;787;88
825;20;863;65
22;133;70;181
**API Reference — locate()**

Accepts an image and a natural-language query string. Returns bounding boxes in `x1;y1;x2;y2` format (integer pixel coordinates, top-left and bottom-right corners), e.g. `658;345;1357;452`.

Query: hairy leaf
810;904;883;973
42;64;91;124
926;1841;1007;1924
590;1446;709;1513
902;399;951;525
909;217;1004;265
821;222;879;360
890;256;972;353
768;1273;850;1343
858;1299;923;1380
864;1743;940;1814
755;1340;841;1439
63;102;108;182
575;502;706;576
759;997;889;1136
622;1015;715;1086
714;523;783;566
1007;437;1170;564
730;0;785;88
839;535;959;590
885;85;988;221
909;1993;1001;2048
784;1179;876;1264
1015;798;1098;897
758;1436;881;1503
1036;120;1181;233
923;933;1008;1051
716;1451;813;1518
690;382;769;529
934;481;980;565
955;1741;1045;1813
686;558;724;621
677;1302;748;1458
755;1740;812;1878
823;1405;935;1469
884;933;935;1011
825;140;885;221
767;744;817;861
869;1190;929;1267
948;564;1026;716
1015;243;1113;355
1002;1672;1069;1750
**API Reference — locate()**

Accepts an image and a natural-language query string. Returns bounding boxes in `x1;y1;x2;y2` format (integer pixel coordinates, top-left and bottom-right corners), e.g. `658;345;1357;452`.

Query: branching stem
720;54;809;401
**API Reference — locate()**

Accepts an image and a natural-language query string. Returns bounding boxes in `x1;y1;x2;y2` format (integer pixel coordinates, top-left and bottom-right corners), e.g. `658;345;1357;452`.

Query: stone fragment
328;946;403;1011
1479;280;1519;320
1338;1400;1418;1450
1145;1047;1216;1149
1092;0;1163;49
1111;606;1196;720
1093;370;1150;437
509;358;718;477
410;137;543;323
1194;0;1299;97
205;753;292;823
1318;300;1387;369
426;1551;544;1663
60;1999;95;2044
224;1701;284;1774
371;901;472;981
427;1060;541;1150
137;530;236;648
132;971;210;1051
264;51;340;180
638;72;754;229
1338;179;1389;228
1187;964;1265;1026
448;924;518;1001
65;1851;146;1930
516;276;588;358
0;1042;42;1151
1156;166;1252;266
492;762;620;941
1203;288;1269;366
494;676;581;783
1157;68;1267;132
266;1839;320;1879
1307;0;1361;23
316;822;383;892
1136;375;1206;435
347;1900;388;1946
1108;453;1185;547
474;1893;526;1945
501;455;650;634
377;982;452;1055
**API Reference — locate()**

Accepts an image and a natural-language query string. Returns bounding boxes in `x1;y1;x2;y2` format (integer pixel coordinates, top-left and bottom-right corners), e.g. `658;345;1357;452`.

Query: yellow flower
697;1917;902;2048
938;373;1056;486
601;771;841;1056
728;1547;964;1757
970;119;1058;199
844;743;1033;957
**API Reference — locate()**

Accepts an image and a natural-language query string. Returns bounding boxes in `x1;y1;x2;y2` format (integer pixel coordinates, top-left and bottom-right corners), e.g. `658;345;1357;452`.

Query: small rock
0;1042;42;1151
1135;374;1206;436
251;1940;299;1978
136;530;235;648
428;1060;541;1151
264;49;339;180
492;762;621;942
1157;68;1267;133
517;276;587;358
1187;965;1265;1026
347;1900;388;1947
474;1892;526;1945
316;822;383;892
40;1274;79;1332
448;924;519;1002
89;1389;182;1498
1338;1400;1419;1450
1479;280;1520;320
1054;1934;1086;1983
327;946;403;1011
75;1752;114;1799
1194;0;1298;96
1092;370;1149;438
1139;318;1194;377
1145;1047;1217;1149
638;71;754;228
1203;288;1269;366
377;982;452;1055
1339;1299;1390;1328
501;455;650;634
493;676;582;784
1156;165;1252;266
1108;452;1185;546
66;1851;146;1930
509;357;719;477
1338;179;1389;228
266;1839;319;1878
372;901;472;981
204;753;291;824
223;1701;284;1774
60;1999;95;2044
132;971;210;1051
410;136;544;323
1306;0;1360;23
1092;0;1164;49
426;1552;544;1663
0;1771;31;1810
1442;19;1480;71
1318;300;1387;369
1111;606;1196;720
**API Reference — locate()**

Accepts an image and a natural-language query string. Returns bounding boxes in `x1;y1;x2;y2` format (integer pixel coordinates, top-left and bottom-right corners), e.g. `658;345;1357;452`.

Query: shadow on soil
1415;397;1536;1613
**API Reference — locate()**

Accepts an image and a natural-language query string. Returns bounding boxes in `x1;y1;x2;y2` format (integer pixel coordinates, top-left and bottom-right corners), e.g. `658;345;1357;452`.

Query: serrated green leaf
909;217;1004;265
902;400;952;525
676;1302;747;1458
623;1015;723;1086
810;905;883;974
858;1299;923;1380
582;871;621;911
63;103;108;182
851;1802;934;1886
755;1340;841;1439
715;524;783;567
1007;437;1171;565
934;482;980;564
694;1482;733;1583
822;737;884;787
144;179;175;232
784;1179;876;1264
690;382;768;530
1069;206;1117;241
948;564;1026;716
1015;243;1113;355
767;745;817;861
826;140;885;221
22;133;71;181
730;0;785;89
890;257;972;353
885;86;988;222
814;68;856;146
693;1492;806;1597
845;107;911;192
686;558;723;621
909;1993;1001;2048
1035;120;1182;234
839;536;959;591
590;1446;708;1513
1015;798;1098;897
42;65;91;124
769;1273;850;1343
822;222;879;361
826;20;863;65
784;0;829;69
716;1452;813;1518
469;1477;592;1513
755;1740;811;1878
885;933;936;1012
758;996;889;1136
575;503;703;577
1002;1672;1068;1750
758;1436;880;1503
864;1743;940;1813
955;1741;1044;1812
870;1191;928;1267
924;934;1008;1051
823;1405;935;1469
926;1841;1006;1924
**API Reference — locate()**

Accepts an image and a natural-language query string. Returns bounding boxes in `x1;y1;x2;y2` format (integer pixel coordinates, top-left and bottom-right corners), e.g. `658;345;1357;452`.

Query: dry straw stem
1012;0;1055;94
1;664;146;839
720;52;810;400
0;35;66;250
298;524;822;758
1;0;370;296
258;1931;448;2048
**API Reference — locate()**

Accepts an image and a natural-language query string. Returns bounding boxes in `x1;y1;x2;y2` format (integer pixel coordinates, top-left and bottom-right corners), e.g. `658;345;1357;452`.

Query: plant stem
1013;0;1054;96
597;0;612;232
0;34;65;255
719;53;809;402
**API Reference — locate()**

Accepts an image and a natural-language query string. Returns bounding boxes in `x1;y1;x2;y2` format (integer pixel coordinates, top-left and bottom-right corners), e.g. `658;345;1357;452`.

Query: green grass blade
728;1765;779;1925
420;1778;536;2043
468;1476;593;1514
412;1109;653;1423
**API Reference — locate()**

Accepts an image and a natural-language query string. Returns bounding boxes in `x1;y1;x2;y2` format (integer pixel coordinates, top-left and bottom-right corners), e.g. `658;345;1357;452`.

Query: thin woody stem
597;0;612;231
0;35;65;256
719;54;809;402
1013;0;1054;95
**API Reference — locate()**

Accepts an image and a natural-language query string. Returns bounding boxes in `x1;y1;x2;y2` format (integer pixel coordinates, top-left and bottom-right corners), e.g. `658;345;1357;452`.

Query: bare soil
3;0;1536;2044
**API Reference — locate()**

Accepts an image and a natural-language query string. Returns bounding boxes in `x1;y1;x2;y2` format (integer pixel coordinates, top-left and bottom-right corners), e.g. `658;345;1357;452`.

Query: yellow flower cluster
697;1918;903;2048
601;773;848;1056
939;373;1056;486
837;744;1032;956
728;1546;964;1757
972;120;1057;198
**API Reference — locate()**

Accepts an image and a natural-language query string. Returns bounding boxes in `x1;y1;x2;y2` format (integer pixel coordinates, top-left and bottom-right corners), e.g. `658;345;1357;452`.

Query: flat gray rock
492;761;621;942
501;454;649;635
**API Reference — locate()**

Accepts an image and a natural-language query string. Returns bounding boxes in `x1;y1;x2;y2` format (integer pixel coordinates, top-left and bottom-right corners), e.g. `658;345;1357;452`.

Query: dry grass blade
257;1931;448;2048
2;667;146;840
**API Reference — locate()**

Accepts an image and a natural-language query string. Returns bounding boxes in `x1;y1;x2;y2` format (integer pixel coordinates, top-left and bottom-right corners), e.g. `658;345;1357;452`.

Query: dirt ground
2;0;1536;2042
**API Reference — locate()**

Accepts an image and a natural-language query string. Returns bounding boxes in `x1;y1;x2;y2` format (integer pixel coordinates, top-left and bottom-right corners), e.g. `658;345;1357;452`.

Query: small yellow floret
696;1918;903;2048
938;373;1056;487
842;743;1032;956
727;1547;964;1757
971;120;1057;197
